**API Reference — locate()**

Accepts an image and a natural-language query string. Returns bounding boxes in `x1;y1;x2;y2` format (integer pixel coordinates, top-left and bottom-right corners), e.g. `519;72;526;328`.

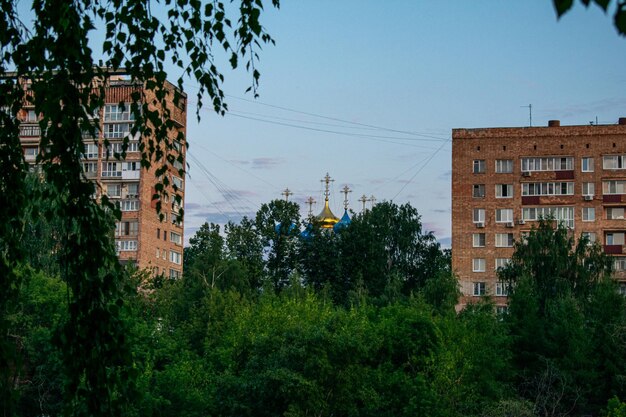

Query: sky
179;1;626;246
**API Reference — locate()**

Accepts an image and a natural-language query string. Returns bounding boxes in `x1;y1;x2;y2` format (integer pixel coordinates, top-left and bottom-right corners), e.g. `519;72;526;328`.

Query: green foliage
553;0;626;36
1;0;279;414
605;397;626;417
500;220;626;416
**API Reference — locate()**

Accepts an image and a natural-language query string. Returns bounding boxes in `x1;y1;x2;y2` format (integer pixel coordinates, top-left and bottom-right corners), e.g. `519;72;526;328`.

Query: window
603;180;626;195
115;221;138;237
495;184;513;198
495;282;510;296
496;305;509;315
156;248;160;258
82;162;97;175
106;183;122;198
104;123;131;139
473;184;485;198
581;232;596;244
582;182;595;196
104;103;134;121
603;155;626;170
495;233;514;247
24;147;39;161
169;250;182;265
473;159;485;174
607;207;625;220
606;233;625;245
84;143;99;159
521;206;574;228
125;182;139;198
25;109;37;122
19;125;41;137
157;228;160;239
472;233;485;247
473;258;486;272
170;231;182;245
473;282;486;296
495;258;510;270
169;269;181;279
473;208;485;223
120;199;139;211
521;182;574;196
495;159;513;173
172;176;184;190
581;157;594;172
619;282;626;296
101;162;122;177
495;209;513;223
116;240;137;251
127;141;139;152
521;156;573;172
582;207;595;222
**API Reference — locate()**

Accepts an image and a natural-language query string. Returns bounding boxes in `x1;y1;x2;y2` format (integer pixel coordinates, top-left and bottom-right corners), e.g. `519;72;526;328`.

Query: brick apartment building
19;74;186;278
452;118;626;309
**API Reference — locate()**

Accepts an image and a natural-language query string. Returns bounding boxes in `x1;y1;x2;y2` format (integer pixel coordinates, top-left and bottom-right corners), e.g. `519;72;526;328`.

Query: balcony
604;245;623;255
555;170;574;180
604;194;624;204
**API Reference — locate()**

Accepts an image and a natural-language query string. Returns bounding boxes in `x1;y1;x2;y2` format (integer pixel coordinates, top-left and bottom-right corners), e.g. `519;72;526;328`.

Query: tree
0;0;279;415
255;199;301;291
500;220;625;416
338;201;450;302
553;0;626;36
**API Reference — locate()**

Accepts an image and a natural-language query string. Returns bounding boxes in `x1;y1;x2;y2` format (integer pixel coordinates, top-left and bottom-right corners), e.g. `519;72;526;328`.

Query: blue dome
300;223;313;240
275;222;297;235
333;210;351;232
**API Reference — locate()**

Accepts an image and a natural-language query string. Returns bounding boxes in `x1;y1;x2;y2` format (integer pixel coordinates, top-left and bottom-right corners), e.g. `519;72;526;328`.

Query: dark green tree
225;217;264;291
1;0;279;415
338;201;450;302
500;220;625;416
255;199;301;291
553;0;626;36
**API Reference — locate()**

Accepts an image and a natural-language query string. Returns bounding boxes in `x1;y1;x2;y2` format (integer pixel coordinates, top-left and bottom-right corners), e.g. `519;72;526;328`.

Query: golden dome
316;199;339;229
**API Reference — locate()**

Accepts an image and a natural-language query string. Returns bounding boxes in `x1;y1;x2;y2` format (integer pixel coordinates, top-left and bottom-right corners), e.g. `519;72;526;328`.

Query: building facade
19;74;186;278
452;118;626;308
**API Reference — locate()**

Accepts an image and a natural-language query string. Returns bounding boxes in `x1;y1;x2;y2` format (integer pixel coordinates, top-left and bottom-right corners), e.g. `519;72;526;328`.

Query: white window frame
581;157;594;172
495;281;510;296
606;233;625;246
582;207;595;222
495;209;514;223
84;143;99;159
473;184;485;198
116;240;137;252
473;282;486;296
603;155;626;170
495;233;514;248
120;199;139;212
521;182;574;196
101;162;122;177
495;258;510;270
472;233;485;248
582;182;595;196
607;207;625;220
495;184;513;198
581;232;596;244
472;258;486;272
603;180;626;195
521;156;574;172
170;231;182;245
521;206;575;229
473;159;485;174
104;103;135;122
495;159;513;174
473;208;485;223
169;250;182;265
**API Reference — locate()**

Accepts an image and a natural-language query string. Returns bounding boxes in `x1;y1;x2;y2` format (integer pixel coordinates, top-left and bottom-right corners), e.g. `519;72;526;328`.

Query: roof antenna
521;104;532;127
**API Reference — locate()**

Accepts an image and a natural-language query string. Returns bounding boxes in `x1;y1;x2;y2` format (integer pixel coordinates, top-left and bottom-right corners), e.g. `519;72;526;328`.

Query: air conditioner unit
475;222;485;228
517;219;526;225
506;221;515;228
522;171;531;177
584;195;593;201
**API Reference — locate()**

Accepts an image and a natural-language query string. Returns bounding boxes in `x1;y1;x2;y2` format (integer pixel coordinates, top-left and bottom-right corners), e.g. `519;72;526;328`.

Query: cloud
229;157;286;170
437;236;451;249
432;208;451;214
543;97;626;120
438;170;452;180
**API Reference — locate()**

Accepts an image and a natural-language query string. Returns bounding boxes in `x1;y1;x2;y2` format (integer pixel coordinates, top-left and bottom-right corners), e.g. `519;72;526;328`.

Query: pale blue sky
17;1;626;245
182;1;626;245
